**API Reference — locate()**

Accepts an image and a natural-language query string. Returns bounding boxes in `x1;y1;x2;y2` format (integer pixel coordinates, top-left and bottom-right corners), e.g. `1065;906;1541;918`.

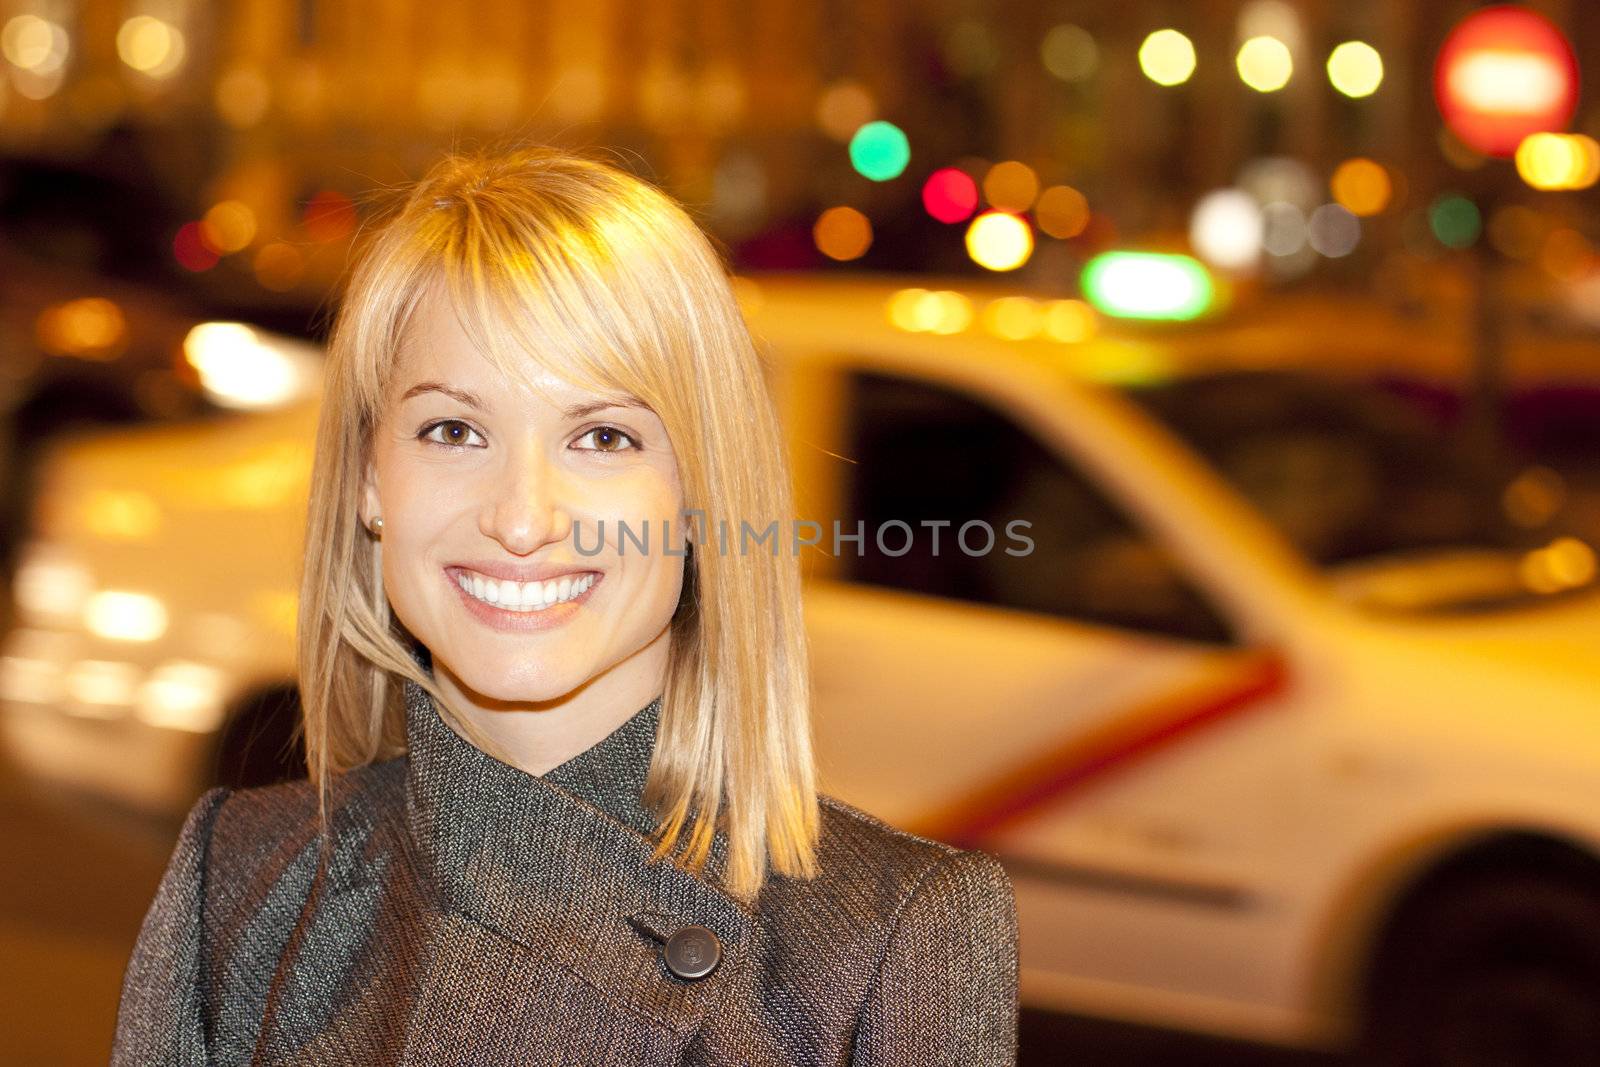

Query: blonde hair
297;145;820;901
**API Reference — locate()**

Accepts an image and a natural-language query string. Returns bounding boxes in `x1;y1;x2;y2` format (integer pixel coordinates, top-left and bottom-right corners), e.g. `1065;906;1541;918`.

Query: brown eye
419;420;485;448
574;426;639;453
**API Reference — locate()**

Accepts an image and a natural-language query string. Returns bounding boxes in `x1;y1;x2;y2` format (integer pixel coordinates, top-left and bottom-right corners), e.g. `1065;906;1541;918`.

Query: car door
783;355;1312;1026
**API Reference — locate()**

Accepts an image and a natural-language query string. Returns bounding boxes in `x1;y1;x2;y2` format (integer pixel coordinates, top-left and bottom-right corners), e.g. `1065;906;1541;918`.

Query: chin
452;657;588;705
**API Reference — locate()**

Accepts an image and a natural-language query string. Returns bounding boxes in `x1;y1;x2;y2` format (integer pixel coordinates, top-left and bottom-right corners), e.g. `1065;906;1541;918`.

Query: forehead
392;284;603;406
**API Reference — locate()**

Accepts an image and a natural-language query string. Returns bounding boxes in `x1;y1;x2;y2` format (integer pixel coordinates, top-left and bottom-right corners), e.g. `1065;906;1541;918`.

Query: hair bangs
424;192;704;425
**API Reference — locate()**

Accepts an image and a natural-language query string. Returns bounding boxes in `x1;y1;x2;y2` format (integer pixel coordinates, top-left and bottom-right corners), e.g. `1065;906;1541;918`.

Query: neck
429;628;671;776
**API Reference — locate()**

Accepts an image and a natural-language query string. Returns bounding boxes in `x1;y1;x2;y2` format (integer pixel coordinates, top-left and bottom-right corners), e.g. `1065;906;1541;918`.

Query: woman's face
362;289;686;706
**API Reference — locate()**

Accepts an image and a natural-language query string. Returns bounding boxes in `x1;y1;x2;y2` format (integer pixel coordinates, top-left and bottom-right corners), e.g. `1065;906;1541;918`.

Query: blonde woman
112;146;1019;1065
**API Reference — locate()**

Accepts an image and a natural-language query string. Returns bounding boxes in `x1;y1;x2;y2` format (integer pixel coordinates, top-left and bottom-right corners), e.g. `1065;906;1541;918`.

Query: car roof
733;271;1594;391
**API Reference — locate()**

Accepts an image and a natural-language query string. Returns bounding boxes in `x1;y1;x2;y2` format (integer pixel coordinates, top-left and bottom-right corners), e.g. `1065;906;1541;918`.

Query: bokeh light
922;168;979;224
1139;29;1196;87
1430;194;1481;248
1330;158;1392;216
1488;205;1545;260
36;298;127;359
965;211;1034;271
848;121;910;181
215;65;270;127
2;14;68;74
813;206;872;261
173;222;219;271
1237;36;1292;92
302;190;357;242
982;296;1044;340
1539;227;1592;280
1520;536;1597;594
983;161;1039;213
1435;6;1579;158
200;201;257;254
815;79;875;142
1326;41;1383;98
84;591;167;643
1041;24;1098;83
1190;189;1264;271
1515;132;1600;191
887;289;973;334
1082;252;1213;321
253;243;305;291
1261;202;1308;256
1238;156;1318;210
1307;204;1360;257
1503;466;1566;528
1043;299;1097;343
1035;185;1089;239
183;322;304;410
117;16;185;78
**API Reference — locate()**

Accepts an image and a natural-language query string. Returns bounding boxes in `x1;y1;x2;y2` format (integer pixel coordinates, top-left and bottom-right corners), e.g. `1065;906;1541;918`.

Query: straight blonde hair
297;145;820;902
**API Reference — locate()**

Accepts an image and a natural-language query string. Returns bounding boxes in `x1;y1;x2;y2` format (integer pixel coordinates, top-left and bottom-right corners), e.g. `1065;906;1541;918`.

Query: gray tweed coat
111;676;1020;1065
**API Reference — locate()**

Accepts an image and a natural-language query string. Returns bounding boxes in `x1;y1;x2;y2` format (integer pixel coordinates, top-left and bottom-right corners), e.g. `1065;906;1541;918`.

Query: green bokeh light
1081;252;1214;321
849;121;911;181
1430;195;1481;249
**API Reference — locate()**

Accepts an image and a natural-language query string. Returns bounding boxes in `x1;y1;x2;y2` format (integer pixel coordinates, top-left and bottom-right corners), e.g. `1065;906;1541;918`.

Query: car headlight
183;322;322;410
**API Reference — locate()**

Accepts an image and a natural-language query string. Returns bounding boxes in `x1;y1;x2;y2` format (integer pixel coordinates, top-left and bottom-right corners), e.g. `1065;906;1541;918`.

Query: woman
112;146;1019;1065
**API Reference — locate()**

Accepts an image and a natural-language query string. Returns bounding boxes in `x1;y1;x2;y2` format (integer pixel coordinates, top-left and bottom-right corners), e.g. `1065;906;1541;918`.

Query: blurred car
0;153;319;630
5;274;1600;1062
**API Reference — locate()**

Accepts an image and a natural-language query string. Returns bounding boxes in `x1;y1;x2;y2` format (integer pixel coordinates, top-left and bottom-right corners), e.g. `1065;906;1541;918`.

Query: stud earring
370;516;384;537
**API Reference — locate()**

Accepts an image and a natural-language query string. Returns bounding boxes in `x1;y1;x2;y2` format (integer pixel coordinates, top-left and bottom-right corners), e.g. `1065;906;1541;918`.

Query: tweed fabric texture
112;676;1019;1064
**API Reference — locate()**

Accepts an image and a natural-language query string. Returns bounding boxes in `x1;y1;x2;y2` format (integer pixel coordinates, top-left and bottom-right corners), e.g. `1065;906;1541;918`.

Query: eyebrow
398;380;647;419
400;381;487;410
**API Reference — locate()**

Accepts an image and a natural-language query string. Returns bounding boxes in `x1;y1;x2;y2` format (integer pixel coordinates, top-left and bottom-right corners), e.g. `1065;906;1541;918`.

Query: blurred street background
4;1;1600;1064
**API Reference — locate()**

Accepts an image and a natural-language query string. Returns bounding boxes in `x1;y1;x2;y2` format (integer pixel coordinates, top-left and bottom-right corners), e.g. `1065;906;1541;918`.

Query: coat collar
397;673;753;1035
400;672;673;892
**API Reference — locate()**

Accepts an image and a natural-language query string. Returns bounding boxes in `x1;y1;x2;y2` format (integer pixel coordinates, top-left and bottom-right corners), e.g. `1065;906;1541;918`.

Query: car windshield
1122;369;1600;615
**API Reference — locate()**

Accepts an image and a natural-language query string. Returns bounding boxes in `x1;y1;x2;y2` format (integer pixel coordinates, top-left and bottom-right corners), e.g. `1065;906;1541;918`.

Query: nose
480;441;574;555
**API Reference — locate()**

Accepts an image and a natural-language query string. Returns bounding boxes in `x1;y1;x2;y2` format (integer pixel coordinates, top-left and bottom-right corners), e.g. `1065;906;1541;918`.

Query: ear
360;452;381;529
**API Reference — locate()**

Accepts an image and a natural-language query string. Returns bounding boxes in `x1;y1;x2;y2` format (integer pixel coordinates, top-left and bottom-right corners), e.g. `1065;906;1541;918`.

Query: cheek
596;472;684;590
375;448;469;567
579;466;683;526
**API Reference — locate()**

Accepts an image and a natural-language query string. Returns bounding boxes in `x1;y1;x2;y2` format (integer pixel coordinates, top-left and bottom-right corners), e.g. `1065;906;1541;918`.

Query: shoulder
819;791;1014;894
751;791;1016;960
187;759;407;922
807;797;1020;1063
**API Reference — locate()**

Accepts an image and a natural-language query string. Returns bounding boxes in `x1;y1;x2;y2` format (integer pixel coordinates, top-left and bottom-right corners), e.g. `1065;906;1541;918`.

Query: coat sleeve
849;847;1020;1066
111;785;232;1067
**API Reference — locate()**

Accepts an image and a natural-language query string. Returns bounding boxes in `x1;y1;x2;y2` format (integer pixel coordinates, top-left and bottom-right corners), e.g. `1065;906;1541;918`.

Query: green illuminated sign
1081;252;1214;320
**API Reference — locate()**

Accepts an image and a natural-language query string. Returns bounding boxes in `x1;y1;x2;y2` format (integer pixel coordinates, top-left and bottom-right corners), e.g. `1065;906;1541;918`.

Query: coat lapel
396;676;752;1057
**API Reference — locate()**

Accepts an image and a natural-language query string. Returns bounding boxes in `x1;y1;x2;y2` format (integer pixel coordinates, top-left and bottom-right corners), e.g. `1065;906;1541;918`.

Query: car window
1125;370;1599;558
1122;369;1600;611
837;368;1237;645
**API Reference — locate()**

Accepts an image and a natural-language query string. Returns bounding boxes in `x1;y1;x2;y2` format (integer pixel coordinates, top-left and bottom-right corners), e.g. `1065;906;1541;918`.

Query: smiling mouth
447;567;600;613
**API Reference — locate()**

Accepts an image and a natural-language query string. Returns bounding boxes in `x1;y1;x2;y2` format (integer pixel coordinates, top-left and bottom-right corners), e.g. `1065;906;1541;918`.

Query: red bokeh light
303;190;358;243
1435;5;1579;158
922;168;979;224
173;222;220;271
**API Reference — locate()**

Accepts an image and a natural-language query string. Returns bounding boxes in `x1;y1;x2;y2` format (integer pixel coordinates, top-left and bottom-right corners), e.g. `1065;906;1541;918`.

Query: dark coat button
663;925;721;980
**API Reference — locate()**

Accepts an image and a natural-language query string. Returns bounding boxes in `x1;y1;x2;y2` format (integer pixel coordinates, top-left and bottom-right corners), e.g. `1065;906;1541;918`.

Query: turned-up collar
397;672;754;1029
400;674;686;898
400;671;748;895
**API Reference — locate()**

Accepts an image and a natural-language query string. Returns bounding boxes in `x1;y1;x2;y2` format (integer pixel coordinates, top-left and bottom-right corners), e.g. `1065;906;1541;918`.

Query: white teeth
456;571;596;612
